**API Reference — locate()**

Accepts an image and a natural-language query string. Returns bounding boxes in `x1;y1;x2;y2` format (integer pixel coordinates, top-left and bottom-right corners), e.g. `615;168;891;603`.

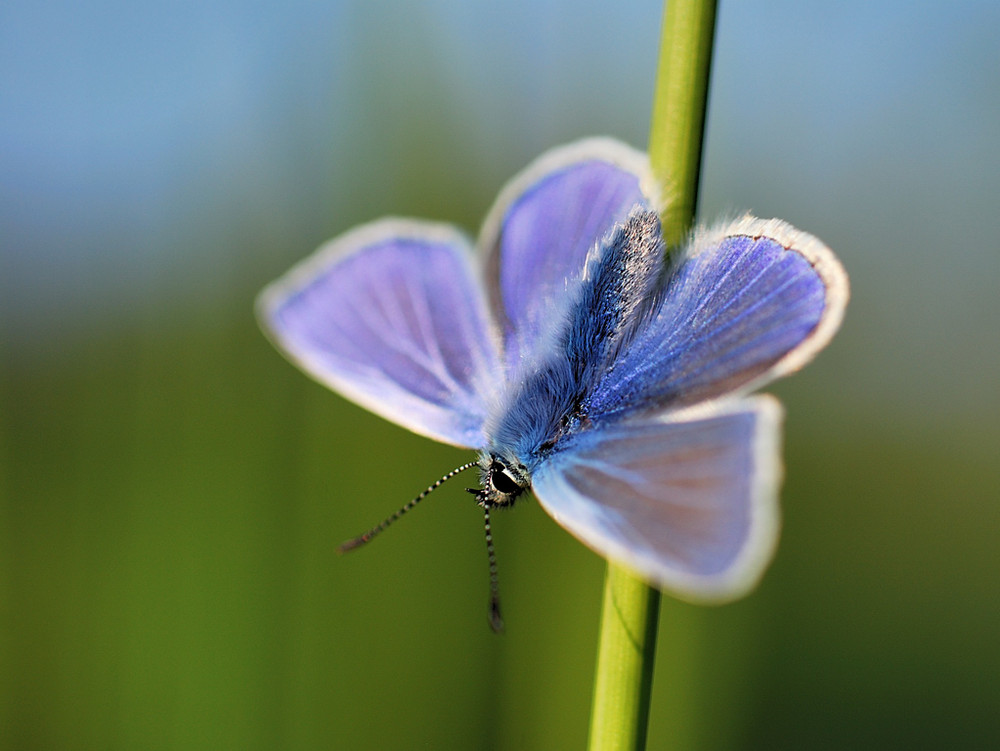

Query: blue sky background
5;1;999;426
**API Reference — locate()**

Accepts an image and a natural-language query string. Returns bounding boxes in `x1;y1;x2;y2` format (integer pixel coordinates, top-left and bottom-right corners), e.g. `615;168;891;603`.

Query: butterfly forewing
586;219;848;421
258;219;503;448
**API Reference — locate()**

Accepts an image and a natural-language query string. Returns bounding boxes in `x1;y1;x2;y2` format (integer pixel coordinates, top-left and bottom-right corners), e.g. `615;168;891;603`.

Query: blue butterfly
257;138;849;630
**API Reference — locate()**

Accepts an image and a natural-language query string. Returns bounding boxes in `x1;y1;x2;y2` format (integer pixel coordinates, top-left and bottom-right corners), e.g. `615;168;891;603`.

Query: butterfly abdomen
563;209;665;383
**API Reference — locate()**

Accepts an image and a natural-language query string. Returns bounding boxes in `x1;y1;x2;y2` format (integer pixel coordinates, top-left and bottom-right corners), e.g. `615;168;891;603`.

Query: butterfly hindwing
532;396;783;600
257;218;503;448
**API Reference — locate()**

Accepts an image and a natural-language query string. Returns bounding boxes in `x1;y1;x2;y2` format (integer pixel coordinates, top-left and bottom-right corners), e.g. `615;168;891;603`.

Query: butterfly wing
478;138;656;371
586;217;849;419
532;396;782;600
257;218;503;448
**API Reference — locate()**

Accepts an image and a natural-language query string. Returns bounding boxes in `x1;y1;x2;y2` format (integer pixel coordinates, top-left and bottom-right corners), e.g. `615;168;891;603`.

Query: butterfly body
477;208;667;507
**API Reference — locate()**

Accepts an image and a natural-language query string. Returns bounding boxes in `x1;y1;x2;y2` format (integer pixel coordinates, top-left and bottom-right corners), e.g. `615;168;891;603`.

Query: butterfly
257;137;849;631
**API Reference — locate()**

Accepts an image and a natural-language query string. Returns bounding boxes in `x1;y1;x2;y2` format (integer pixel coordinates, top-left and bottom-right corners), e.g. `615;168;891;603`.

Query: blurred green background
3;1;999;749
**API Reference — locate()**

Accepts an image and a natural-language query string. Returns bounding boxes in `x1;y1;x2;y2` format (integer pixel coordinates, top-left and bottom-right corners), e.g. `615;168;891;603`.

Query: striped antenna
484;505;505;633
337;461;479;553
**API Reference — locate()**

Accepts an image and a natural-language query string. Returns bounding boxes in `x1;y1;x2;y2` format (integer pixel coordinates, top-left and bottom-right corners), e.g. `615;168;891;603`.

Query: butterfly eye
490;463;522;495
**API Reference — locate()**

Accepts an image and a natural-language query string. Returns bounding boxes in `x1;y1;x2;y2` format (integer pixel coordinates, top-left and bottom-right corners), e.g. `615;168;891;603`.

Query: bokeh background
3;1;998;749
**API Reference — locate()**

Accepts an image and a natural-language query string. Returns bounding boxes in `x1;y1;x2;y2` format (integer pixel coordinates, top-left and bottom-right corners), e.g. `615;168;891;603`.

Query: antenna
483;505;505;633
338;459;507;633
337;461;478;553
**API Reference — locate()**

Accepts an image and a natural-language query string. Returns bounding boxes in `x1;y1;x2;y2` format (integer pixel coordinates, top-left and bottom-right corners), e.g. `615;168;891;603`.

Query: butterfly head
469;453;530;508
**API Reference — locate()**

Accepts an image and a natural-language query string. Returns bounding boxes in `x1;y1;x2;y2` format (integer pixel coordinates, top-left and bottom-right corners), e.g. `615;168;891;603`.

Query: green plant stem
587;2;717;750
649;0;718;248
587;564;661;751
